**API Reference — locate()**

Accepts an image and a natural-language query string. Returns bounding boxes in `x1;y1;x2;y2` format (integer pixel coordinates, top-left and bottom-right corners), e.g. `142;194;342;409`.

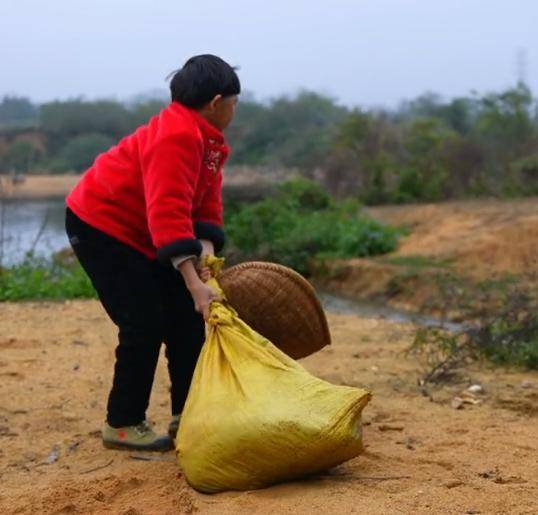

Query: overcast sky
2;0;537;107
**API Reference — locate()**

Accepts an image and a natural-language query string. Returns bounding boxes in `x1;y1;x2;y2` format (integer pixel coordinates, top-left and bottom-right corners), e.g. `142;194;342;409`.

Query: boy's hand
196;239;215;282
189;282;220;321
196;262;212;282
177;257;220;320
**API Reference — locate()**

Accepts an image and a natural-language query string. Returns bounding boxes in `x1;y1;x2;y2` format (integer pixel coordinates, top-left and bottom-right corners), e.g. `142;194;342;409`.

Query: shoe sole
102;440;174;452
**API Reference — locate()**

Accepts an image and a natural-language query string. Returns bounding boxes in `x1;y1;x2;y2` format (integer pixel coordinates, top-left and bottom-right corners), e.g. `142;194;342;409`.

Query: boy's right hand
189;282;220;321
177;258;220;320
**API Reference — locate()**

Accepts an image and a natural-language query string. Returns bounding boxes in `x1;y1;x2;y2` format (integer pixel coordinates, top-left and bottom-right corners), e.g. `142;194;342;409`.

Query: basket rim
219;261;332;347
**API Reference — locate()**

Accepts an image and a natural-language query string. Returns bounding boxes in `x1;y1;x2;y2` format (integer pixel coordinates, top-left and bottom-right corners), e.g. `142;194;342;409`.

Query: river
0;199;68;265
0;198;464;330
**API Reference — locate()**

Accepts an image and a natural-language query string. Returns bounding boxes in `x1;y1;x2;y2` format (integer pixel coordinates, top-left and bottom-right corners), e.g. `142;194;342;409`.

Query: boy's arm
170;239;213;269
192;170;225;253
141;132;204;263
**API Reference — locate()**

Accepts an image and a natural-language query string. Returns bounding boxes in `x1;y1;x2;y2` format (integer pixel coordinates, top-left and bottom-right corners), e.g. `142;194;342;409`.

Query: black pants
65;207;205;427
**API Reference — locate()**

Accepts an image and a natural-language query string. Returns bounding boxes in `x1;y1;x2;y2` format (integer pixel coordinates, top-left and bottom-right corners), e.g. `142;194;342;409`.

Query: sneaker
168;414;181;441
102;420;173;452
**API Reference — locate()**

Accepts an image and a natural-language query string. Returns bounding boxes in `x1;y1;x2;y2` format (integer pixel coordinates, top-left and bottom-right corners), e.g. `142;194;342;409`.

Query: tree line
0;83;537;203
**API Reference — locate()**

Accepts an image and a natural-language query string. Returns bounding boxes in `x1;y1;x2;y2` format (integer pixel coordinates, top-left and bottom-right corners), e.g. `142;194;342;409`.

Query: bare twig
0;176;7;268
355;475;411;481
27;209;49;258
130;454;175;462
80;459;114;474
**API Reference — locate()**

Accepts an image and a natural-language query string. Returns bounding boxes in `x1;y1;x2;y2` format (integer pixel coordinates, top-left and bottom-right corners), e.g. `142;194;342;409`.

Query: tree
396;118;456;202
227;91;347;170
40;100;131;152
129;100;167;128
52;133;114;172
0;96;37;126
324;110;399;203
0;139;44;173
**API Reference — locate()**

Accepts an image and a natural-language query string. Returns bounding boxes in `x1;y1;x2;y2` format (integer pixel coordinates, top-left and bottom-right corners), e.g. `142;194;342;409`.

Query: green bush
51;133;114;172
0;258;96;301
225;179;400;274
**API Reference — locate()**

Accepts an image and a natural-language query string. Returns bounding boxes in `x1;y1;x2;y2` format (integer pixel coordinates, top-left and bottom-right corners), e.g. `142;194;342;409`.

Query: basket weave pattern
218;262;331;359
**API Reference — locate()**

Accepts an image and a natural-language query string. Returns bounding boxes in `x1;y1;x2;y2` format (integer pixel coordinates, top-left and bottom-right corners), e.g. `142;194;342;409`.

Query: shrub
225;179;400;274
0;257;95;301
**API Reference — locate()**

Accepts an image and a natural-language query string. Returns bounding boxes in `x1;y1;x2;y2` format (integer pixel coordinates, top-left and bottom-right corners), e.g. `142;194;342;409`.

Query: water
0;199;69;265
318;291;467;331
0;199;464;331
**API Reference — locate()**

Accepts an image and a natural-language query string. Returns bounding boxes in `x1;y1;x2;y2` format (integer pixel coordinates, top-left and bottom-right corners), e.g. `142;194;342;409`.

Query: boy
65;55;240;451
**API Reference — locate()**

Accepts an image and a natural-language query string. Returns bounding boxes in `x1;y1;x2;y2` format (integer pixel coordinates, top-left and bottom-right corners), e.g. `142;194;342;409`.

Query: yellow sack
176;256;371;493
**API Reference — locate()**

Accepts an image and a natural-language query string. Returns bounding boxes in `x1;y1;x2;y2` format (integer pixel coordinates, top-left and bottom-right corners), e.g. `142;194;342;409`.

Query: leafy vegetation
1;82;538;202
408;276;538;375
0;256;96;301
225;178;400;274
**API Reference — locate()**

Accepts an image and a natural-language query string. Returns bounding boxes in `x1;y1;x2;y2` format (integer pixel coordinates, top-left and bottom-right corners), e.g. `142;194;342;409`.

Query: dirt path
1;301;537;514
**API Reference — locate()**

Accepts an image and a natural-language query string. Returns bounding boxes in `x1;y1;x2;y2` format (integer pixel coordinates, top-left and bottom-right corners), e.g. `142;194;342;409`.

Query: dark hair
169;54;240;109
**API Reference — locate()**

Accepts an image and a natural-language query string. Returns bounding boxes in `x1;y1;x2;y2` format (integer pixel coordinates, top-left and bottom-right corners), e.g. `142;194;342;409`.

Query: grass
225;178;401;275
378;255;453;269
0;256;96;301
409;282;538;375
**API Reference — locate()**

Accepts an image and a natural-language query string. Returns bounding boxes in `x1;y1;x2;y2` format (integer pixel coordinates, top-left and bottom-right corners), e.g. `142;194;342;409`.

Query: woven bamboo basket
218;261;331;359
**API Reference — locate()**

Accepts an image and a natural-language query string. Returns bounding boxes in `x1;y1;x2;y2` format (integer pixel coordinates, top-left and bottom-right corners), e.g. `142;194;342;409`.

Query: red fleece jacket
66;102;229;263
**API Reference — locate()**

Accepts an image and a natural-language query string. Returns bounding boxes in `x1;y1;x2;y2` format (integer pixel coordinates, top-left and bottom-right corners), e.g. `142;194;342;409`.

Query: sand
1;300;537;514
319;198;538;314
0;170;286;201
366;198;538;278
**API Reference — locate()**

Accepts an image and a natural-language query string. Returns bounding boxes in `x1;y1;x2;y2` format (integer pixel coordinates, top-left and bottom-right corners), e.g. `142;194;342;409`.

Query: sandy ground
0;175;79;200
366;198;538;278
1;300;537;514
0;171;286;200
320;198;538;313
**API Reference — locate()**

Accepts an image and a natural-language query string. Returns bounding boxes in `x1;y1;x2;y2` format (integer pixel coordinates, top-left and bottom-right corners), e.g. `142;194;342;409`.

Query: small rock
396;436;417;450
460;393;482;405
370;365;379;372
466;509;481;514
378;424;404;432
467;384;483;394
73;363;80;371
444;479;463;489
45;445;60;464
67;441;81;453
521;380;534;389
451;397;464;409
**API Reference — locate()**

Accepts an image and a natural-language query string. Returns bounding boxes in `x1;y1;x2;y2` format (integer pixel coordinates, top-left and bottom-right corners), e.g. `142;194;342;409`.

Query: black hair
169;54;240;109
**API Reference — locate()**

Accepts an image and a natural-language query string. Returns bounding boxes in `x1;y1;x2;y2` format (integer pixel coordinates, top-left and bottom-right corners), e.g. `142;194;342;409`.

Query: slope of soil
366;197;538;278
319;198;538;314
1;300;537;514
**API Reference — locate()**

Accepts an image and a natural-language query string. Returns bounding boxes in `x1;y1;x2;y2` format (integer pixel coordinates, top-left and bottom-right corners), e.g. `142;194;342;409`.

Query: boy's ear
208;94;223;111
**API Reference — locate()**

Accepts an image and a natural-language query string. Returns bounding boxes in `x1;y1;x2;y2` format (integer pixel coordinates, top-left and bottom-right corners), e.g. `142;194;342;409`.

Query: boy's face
201;95;238;131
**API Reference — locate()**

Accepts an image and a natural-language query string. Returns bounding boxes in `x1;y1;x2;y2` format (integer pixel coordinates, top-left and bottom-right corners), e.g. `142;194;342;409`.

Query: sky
1;0;537;108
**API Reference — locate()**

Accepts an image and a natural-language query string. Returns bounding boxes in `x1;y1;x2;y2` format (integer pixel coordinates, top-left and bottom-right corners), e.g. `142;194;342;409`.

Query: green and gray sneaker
102;420;173;452
168;414;181;441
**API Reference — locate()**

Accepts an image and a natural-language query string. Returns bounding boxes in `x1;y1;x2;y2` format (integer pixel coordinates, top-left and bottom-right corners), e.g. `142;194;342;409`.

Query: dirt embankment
318;198;538;315
0;169;288;201
1;301;537;514
0;175;79;200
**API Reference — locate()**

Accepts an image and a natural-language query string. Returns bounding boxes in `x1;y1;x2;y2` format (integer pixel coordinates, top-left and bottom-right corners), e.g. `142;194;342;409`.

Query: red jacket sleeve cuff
157;238;203;265
193;221;226;253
